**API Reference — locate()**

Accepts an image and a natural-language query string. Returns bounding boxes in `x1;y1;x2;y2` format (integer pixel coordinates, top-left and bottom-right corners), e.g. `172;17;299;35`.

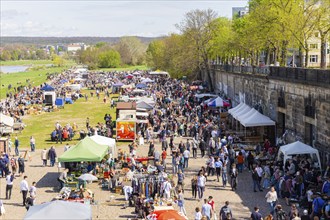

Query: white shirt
6;175;14;185
30;185;37;198
162;181;172;193
183;150;190;158
20;179;29;191
256;166;263;177
195;211;202;220
265;190;278;203
197;175;206;187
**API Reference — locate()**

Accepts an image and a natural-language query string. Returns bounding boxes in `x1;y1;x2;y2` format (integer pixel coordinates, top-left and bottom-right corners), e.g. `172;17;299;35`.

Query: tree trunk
304;43;309;68
204;60;213;91
320;32;327;69
281;40;288;66
298;47;303;68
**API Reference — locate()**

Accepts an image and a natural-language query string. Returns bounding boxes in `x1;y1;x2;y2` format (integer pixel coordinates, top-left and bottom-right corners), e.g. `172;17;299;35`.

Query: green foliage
52;54;66;67
114;37;147;65
98;50;121;68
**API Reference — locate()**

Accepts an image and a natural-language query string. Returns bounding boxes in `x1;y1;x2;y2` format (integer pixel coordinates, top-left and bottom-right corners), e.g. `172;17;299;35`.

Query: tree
114;37;146;65
52;54;66;67
176;9;218;90
98;50;121;68
146;40;165;69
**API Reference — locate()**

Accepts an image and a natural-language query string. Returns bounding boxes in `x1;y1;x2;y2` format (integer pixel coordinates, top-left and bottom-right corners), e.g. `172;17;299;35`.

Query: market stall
277;141;322;171
58;137;109;162
90;135;116;158
0;113;14;134
24;200;92;220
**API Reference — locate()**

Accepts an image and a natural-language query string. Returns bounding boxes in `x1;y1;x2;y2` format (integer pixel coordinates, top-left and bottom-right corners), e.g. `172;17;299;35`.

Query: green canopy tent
58;137;109;162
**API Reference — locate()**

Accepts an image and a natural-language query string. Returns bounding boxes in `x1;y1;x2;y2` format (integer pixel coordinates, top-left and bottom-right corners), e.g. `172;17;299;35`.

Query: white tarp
240;110;275;127
232;105;252;120
149;71;169;76
137;97;155;106
236;108;258;122
66;84;82;91
90;135;116;158
195;93;218;98
24;200;92;220
136;101;153;110
0;113;14;127
228;102;244;114
277;141;321;171
136;112;149;117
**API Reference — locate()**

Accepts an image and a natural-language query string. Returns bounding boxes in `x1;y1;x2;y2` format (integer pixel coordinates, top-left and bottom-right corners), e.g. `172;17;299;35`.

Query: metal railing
212;64;270;74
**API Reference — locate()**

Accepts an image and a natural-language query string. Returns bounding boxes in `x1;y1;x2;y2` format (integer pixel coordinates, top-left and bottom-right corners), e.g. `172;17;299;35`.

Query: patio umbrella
126;74;133;79
152;210;186;220
136;83;147;89
78;174;98;182
207;96;230;107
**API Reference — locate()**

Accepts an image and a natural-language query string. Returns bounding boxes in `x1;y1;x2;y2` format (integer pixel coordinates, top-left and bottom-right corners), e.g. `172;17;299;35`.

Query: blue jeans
197;186;204;199
184;158;189;168
253;179;262;191
30;144;35;152
268;201;276;215
237;163;243;173
50;159;55;167
15;147;19;156
222;172;227;186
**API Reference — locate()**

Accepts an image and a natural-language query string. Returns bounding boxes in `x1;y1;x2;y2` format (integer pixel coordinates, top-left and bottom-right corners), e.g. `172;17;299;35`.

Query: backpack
18;158;24;166
276;210;287;220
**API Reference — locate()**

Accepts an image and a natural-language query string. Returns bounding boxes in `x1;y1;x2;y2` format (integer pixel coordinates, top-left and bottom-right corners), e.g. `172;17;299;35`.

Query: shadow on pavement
36;172;58;188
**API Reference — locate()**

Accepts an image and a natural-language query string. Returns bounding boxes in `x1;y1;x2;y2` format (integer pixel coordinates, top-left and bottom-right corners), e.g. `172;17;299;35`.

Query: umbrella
24;200;92;220
151;210;186;220
126;74;133;79
207;96;230;107
78;174;98;182
136;83;147;89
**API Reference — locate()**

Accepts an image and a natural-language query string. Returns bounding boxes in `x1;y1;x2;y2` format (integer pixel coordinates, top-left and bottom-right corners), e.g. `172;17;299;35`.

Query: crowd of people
1;68;329;219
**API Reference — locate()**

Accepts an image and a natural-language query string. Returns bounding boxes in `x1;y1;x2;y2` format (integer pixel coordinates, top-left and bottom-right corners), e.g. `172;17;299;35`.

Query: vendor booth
90;135;116;158
277;141;322;171
137;101;153;110
43;91;56;106
41;84;55;91
116;119;136;141
58;137;109;162
207;96;230;107
66;84;82;91
24;200;92;220
116;102;136;119
0;113;14;134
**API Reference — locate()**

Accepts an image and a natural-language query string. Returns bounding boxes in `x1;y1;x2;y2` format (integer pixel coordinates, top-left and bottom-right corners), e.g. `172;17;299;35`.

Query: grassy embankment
15;91;117;150
8;64;149;150
0;60;76;99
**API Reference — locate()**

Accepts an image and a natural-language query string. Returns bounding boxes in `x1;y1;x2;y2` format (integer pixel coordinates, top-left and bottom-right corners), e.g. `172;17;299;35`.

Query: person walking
41;148;48;166
265;187;278;216
197;170;206;201
5;172;14;199
30;136;36;152
192;138;198;159
230;164;238;191
58;168;68;190
177;189;186;216
222;160;228;187
17;155;25;177
252;168;263;192
215;158;223;182
10;156;18;174
191;175;198;199
202;198;212;220
219;201;233;220
251;206;263;220
29;181;37;205
183;148;190;168
48;146;57;167
14;137;19;156
20;176;29;206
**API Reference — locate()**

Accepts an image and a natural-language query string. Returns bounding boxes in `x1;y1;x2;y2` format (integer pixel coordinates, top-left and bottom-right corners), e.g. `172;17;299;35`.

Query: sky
1;0;248;37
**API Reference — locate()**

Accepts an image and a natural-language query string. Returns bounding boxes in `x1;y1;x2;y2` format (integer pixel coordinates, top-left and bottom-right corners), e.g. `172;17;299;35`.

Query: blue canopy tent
136;83;147;89
41;84;55;91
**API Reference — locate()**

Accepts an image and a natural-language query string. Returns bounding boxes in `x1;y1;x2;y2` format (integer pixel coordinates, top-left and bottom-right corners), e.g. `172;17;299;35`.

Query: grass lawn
0;66;68;99
14;91;119;150
0;60;53;66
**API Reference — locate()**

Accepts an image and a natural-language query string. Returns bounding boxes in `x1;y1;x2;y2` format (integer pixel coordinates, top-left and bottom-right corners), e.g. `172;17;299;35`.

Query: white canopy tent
136;112;149;117
236;108;258;122
24;200;92;220
149;71;169;77
0;113;14;134
136;101;153;110
66;84;82;91
90;135;116;158
277;141;321;171
240;110;275;127
137;97;155;106
228;102;245;114
195;93;218;99
232;105;252;120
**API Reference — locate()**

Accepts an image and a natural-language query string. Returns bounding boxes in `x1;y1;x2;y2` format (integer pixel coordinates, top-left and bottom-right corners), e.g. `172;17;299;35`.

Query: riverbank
0;60;53;66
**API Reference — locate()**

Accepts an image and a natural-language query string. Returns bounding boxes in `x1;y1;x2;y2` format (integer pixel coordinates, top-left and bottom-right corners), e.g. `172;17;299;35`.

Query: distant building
232;6;249;19
65;43;89;52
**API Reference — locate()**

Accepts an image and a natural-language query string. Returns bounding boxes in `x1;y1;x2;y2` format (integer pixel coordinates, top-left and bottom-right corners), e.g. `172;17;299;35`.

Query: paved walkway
0;137;289;219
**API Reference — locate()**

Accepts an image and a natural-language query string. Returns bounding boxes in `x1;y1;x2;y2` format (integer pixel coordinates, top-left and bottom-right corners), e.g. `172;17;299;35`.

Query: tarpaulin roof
41;84;55;91
58;137;108;162
24;200;92;220
0;113;14;127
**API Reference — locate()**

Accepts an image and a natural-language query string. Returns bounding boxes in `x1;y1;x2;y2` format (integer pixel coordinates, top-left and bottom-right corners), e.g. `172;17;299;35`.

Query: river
0;65;30;73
